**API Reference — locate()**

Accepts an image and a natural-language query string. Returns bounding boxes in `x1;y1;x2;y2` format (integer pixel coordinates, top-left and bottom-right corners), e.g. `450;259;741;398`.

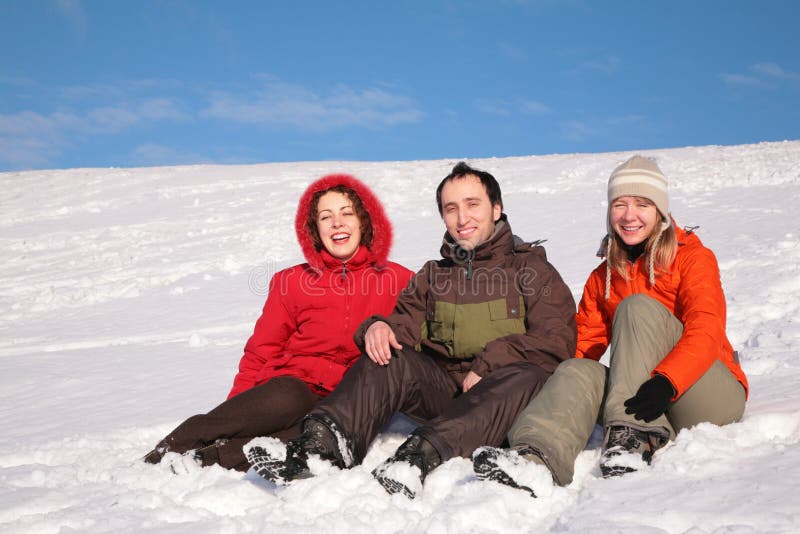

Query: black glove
624;374;675;422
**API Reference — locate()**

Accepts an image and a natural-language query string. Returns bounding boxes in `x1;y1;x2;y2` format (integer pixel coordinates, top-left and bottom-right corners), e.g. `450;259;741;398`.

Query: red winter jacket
575;223;748;400
227;175;413;399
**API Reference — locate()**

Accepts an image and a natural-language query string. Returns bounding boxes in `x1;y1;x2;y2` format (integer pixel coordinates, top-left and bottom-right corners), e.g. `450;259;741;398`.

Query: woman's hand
462;371;482;392
624;374;675;422
364;321;402;366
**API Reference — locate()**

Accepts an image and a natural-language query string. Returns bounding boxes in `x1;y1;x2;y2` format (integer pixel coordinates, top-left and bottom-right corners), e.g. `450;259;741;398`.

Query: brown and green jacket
355;215;577;379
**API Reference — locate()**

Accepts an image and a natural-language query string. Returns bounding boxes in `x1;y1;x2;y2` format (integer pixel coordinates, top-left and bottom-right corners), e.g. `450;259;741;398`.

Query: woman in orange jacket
471;155;749;494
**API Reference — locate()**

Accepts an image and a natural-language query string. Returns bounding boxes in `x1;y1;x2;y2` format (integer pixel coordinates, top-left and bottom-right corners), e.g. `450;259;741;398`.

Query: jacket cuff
652;369;680;401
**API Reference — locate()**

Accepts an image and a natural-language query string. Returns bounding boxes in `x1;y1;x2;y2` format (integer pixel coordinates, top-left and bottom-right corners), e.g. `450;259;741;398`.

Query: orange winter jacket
575;223;748;400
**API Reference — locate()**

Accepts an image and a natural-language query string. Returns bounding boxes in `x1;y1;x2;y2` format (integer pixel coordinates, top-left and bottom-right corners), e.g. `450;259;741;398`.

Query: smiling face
609;195;659;246
315;190;362;261
440;174;502;251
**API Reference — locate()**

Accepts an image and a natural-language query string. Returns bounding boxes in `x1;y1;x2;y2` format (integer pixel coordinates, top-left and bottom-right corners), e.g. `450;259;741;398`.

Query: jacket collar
439;214;514;264
319;245;369;272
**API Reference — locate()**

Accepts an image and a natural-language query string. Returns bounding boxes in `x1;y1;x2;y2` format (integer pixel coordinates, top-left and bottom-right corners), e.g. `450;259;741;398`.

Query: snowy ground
1;141;799;533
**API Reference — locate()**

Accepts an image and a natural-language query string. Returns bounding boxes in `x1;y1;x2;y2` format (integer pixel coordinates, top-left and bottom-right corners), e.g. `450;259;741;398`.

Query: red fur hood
295;173;394;270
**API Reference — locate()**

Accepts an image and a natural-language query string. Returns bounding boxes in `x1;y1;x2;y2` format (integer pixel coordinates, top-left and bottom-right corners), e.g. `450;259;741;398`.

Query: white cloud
131;144;211;167
86;107;141;133
201;81;425;131
752;62;800;81
0;76;39;88
563;55;621;76
138;98;192;121
521;100;551;114
474;98;551;116
0;111;61;137
559;114;648;143
721;62;800;89
0;98;191;170
474;99;512;116
582;55;621;75
720;73;772;89
605;114;645;126
0;135;61;170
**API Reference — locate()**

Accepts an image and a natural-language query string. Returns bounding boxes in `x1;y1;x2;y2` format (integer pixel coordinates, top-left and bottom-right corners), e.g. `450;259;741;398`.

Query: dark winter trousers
310;348;551;466
153;376;321;471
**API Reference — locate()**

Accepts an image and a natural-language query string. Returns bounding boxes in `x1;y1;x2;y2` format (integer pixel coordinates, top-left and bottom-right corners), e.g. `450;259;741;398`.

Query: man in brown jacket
247;162;577;499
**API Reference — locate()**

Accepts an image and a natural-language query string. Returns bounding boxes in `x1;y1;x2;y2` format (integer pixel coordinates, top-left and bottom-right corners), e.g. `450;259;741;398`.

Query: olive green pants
508;294;746;485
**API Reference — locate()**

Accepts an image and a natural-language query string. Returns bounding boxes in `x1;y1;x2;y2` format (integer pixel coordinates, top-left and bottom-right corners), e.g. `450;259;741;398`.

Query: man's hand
364;321;402;365
624;374;675;422
462;371;482;392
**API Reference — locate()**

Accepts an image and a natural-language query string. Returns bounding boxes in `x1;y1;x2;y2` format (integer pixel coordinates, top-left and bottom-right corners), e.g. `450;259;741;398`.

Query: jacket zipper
628;259;641;293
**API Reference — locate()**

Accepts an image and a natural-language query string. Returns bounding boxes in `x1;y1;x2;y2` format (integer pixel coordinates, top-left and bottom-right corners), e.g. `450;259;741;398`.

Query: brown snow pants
311;348;551;465
151;376;322;471
508;294;746;485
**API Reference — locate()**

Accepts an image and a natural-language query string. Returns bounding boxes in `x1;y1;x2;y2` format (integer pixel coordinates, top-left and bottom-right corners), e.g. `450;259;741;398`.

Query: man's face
440;174;502;251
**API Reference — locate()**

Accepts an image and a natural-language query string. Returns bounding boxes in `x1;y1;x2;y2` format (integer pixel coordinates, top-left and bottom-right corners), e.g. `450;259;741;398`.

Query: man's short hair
436;161;503;216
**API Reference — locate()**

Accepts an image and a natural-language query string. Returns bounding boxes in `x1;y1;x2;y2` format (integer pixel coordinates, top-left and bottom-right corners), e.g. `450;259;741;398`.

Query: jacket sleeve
227;272;295;399
575;266;612;360
353;262;430;349
654;246;728;399
470;255;577;376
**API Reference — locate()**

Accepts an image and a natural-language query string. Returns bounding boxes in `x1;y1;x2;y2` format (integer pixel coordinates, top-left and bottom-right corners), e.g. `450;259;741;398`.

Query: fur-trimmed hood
294;173;394;270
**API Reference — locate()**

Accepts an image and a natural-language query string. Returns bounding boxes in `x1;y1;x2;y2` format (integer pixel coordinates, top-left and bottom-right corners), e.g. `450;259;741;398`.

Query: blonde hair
604;205;678;299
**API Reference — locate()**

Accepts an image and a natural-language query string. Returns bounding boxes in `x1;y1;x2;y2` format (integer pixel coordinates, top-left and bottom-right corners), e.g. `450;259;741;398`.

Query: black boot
142;446;167;464
247;415;347;485
194;439;227;467
372;435;442;499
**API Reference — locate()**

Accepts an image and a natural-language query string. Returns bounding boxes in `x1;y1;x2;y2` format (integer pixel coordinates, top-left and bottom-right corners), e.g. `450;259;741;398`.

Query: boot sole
472;449;536;498
373;470;417;499
246;445;314;485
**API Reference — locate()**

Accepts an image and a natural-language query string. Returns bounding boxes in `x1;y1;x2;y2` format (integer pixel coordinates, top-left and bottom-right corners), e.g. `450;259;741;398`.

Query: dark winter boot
372;435;442;499
144;438;227;469
600;424;668;477
472;445;549;497
247;415;347;485
194;439;226;467
142;446;167;464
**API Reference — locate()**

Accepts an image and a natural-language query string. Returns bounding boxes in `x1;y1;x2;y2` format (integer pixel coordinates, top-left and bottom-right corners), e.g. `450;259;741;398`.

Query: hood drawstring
646;224;666;287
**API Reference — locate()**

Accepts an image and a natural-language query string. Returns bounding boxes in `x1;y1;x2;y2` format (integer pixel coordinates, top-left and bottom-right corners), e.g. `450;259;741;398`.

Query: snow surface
1;141;799;533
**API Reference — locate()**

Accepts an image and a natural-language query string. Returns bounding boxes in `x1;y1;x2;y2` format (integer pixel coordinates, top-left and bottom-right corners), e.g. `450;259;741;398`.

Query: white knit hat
608;155;669;222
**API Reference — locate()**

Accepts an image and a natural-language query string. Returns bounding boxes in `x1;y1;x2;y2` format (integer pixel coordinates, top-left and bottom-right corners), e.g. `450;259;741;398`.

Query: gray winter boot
372;435;441;499
600;424;668;477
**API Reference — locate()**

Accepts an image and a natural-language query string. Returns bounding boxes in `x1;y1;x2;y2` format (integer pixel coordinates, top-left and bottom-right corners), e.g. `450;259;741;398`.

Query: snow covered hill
1;141;799;533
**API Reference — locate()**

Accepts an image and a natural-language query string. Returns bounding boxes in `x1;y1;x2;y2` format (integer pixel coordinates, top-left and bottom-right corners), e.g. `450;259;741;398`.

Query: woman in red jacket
472;156;749;493
144;174;413;472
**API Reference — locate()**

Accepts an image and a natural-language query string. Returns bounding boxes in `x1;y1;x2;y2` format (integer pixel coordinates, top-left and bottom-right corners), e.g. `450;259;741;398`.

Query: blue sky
1;0;799;171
